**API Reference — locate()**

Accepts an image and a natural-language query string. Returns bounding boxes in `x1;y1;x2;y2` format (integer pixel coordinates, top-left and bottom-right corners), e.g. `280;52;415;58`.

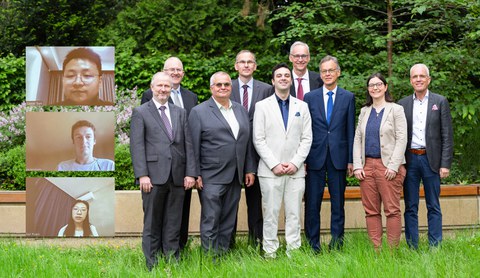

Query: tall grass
1;230;479;277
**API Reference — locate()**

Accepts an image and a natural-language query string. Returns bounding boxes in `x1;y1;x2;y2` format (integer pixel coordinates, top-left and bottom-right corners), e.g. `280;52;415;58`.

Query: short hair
63;48;102;74
289;41;310;55
235;50;256;63
151;71;173;86
209;71;231;86
71;120;96;140
365;72;394;106
271;63;291;79
410;63;430;77
319;55;341;71
163;57;184;70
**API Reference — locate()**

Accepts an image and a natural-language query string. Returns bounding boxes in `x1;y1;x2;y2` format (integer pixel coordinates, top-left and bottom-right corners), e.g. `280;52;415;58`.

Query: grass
1;230;479;277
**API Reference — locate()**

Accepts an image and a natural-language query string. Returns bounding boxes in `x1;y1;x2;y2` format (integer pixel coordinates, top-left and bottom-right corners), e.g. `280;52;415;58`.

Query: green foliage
0;145;26;190
113;144;136;190
0;54;25;111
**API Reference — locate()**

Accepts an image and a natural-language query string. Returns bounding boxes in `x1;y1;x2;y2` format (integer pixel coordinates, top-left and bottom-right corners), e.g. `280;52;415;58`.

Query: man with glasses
141;56;198;251
398;64;453;249
289;41;323;100
141;57;198;117
229;50;273;248
188;72;256;257
303;55;355;252
58;48;113;106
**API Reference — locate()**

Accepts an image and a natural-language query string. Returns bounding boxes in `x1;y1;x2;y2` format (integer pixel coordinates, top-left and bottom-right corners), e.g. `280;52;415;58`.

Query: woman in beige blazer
353;72;407;249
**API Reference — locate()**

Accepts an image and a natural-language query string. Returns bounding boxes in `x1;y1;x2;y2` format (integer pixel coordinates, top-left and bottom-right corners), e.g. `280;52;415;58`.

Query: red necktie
296;78;304;100
242;84;249;111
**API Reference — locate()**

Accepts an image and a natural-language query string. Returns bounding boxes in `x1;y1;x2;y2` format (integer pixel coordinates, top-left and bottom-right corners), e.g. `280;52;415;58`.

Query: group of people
129;41;454;270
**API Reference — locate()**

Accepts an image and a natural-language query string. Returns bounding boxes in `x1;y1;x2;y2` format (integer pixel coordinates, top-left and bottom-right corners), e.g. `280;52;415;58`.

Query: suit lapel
147;101;172;141
380;103;392;129
209;98;236;139
317;88;327;123
168;103;180;141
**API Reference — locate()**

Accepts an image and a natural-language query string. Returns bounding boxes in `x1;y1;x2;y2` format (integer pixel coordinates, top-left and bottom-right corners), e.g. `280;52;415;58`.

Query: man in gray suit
288;41;323;99
130;72;197;270
188;71;256;256
398;63;454;249
230;50;273;247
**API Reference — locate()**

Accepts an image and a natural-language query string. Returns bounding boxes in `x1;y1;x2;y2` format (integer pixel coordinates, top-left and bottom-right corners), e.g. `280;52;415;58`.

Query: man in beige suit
253;63;312;258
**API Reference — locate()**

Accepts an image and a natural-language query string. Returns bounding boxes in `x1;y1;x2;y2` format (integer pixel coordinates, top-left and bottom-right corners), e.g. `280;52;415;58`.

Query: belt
409;148;426;155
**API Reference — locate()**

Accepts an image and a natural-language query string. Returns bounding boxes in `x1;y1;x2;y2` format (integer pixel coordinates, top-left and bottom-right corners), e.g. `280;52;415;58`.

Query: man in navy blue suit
303;55;355;252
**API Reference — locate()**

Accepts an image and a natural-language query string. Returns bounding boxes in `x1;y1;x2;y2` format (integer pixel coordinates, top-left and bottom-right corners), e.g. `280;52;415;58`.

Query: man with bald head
141;57;198;115
131;72;197;269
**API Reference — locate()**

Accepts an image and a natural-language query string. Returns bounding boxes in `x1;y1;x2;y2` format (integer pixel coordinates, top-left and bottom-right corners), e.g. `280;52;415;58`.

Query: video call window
26;177;115;237
26;111;115;171
26;46;115;106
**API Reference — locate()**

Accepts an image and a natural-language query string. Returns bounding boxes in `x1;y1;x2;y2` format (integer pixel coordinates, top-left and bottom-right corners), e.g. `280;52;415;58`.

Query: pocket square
295;112;301;117
432;104;438;111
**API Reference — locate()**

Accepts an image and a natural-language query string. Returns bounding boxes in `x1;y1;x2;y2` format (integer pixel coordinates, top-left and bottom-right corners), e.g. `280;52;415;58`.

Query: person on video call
55;47;113;106
57;120;114;171
58;200;99;237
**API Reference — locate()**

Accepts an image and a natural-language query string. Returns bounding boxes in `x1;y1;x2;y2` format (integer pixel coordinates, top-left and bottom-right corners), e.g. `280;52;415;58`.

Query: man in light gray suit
398;63;454;249
230;50;273;247
188;71;256;256
130;72;197;270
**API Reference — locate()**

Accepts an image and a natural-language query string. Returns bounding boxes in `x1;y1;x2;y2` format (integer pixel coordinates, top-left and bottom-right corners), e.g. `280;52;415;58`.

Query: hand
245;173;255;187
196;176;203;190
347;163;354;177
353;169;365;181
282;162;298;175
384;168;397;181
440;168;450;179
139;176;153;193
272;164;285;176
184;176;196;190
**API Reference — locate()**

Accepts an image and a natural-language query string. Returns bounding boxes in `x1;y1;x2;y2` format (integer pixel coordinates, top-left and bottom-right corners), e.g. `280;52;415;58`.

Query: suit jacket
398;92;454;172
188;97;256;185
289;70;323;98
230;78;273;122
253;94;312;178
304;86;356;170
141;87;198;115
353;102;407;172
130;101;197;185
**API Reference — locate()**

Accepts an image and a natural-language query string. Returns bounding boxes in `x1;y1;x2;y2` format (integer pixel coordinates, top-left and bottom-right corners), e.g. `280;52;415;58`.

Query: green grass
1;230;479;277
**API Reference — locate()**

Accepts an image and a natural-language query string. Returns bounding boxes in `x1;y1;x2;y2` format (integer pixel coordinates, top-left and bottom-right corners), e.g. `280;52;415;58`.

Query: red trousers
360;158;406;248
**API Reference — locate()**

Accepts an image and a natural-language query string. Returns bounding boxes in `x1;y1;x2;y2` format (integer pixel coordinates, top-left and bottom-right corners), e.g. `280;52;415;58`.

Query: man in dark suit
230;50;273;247
141;56;198;251
130;72;197;270
398;63;454;249
288;41;323;100
188;71;256;256
303;55;355;252
141;57;198;116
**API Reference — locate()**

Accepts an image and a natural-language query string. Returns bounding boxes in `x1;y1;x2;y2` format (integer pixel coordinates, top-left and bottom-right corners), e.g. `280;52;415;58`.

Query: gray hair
209;71;231;86
410;63;430;77
289;41;310;55
319;55;341;71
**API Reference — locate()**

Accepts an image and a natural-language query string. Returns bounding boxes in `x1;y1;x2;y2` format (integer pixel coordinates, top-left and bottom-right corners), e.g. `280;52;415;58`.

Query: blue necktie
326;91;333;124
281;100;288;129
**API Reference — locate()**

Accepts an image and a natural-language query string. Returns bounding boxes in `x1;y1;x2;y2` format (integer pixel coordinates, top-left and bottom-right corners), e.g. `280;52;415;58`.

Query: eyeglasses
236;60;256;66
212;82;231;88
291;54;309;60
164;68;184;74
367;82;385;88
63;73;99;84
320;69;338;75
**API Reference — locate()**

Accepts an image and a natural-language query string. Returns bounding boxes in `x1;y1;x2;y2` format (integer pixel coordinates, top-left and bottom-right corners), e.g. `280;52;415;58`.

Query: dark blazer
188;97;256;185
141;87;198;116
289;70;323;98
230;78;273;122
130;101;197;185
398;92;454;172
304;86;356;170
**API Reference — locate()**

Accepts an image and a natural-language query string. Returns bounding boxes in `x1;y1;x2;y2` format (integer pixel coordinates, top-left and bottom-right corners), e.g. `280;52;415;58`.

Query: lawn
1;230;479;277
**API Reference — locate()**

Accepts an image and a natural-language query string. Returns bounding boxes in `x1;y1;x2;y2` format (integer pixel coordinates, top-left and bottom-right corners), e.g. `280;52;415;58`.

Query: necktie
326;91;333;124
171;89;182;108
296;78;304;100
281;100;288;129
159;106;173;140
242;84;249;111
